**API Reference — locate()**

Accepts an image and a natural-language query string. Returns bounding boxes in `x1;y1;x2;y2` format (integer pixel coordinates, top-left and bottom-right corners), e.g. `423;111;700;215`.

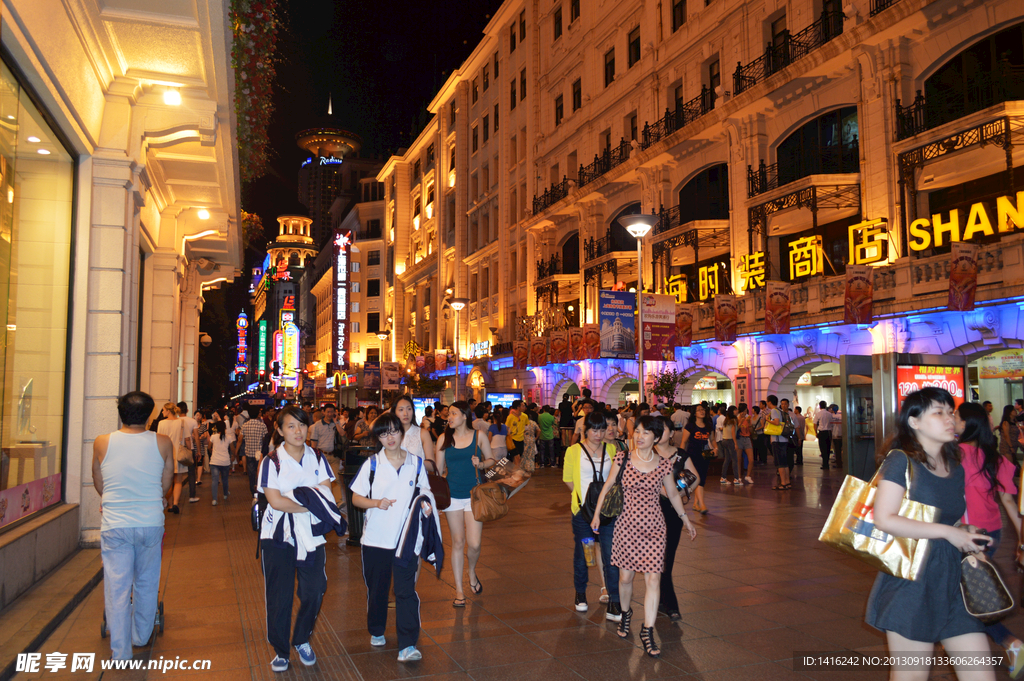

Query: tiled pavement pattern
14;447;1024;680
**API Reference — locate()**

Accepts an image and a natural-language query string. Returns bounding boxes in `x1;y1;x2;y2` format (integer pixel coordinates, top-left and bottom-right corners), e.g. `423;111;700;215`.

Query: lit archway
766;353;841;399
677;367;732;404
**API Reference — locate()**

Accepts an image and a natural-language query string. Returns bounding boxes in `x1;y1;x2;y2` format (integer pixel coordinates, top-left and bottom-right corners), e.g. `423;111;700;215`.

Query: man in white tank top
92;391;174;660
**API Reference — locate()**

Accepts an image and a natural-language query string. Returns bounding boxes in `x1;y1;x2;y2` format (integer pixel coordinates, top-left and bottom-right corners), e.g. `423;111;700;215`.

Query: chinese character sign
664;273;687;303
789;235;823;278
598;290;636;359
948;242;979;312
739;252;766;291
235;311;248;375
698;264;720;300
641;293;676;360
333;230;352;371
848;218;889;265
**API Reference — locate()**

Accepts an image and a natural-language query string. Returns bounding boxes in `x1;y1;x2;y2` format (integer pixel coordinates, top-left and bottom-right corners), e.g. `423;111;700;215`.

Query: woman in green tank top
435;401;496;608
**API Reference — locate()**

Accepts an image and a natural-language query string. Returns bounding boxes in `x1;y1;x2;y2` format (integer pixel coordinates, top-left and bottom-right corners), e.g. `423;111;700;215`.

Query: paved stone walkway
13;449;1024;680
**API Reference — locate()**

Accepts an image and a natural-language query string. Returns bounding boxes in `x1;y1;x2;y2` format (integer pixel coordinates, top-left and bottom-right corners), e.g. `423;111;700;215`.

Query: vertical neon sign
234;311;248;375
258;320;268;373
333;230;351;370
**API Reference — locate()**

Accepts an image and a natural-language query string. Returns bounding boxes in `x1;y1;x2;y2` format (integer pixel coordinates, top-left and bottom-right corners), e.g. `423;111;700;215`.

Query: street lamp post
618;213;660;406
376;330;390;409
449;298;469;403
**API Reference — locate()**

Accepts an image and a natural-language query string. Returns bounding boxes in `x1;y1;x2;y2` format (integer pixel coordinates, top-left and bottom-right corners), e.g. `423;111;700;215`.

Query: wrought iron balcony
656;205;684;235
733;10;844;96
747;142;859;198
584;234;613;261
894;64;1024;142
641;87;714;150
869;0;901;16
532;176;574;215
578;138;632;188
536;254;563;280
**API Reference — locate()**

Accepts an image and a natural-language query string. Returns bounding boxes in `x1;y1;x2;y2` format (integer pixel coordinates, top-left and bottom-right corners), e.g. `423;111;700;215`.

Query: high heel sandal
639;625;660;658
616;608;633;638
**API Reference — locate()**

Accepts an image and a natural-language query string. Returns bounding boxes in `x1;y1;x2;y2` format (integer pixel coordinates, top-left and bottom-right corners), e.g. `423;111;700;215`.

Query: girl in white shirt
390;395;432;462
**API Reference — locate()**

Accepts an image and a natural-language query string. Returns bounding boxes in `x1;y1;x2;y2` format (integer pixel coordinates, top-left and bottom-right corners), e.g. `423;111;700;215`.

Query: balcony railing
536;254;563;280
747;142;859;197
656;205;684;235
533;176;573;214
733;10;844;96
584;234;613;261
578;138;632;188
641;87;714;150
869;0;901;16
894;64;1024;141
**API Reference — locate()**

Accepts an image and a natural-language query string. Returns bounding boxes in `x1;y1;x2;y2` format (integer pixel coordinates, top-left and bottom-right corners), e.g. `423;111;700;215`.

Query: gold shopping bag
818;450;938;580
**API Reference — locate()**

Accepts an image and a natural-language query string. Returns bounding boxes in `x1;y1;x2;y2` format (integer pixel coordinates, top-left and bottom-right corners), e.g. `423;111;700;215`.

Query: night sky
201;0;503;404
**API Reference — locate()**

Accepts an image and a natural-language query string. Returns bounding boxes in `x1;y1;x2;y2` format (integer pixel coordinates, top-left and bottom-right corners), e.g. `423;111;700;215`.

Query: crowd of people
93;387;1024;678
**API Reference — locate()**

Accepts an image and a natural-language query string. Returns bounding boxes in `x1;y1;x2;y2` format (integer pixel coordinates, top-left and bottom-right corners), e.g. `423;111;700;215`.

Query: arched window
678;164;729;223
923;22;1024;130
289;251;299;267
776;106;858;187
561;233;579;274
607;203;640;251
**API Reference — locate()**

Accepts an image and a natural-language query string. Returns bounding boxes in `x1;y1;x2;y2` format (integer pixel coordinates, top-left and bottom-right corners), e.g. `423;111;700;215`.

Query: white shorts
444;497;472;513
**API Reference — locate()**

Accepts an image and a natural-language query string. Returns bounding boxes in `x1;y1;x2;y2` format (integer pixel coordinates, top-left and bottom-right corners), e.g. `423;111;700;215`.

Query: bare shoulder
93;433;110;455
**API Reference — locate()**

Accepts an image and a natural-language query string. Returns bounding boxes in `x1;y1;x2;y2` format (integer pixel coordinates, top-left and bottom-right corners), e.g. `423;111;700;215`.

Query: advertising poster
382;362;402;390
0;473;61;530
549;330;569;363
568;327;585;361
363;361;381;390
415;355;426;374
979;350;1024;379
583;324;601;359
529;336;549;367
714;294;738;344
435;350;448;371
674;303;695;348
423;353;435;375
301;376;316;402
481;455;532;498
641;293;676;360
598;290;637;359
764;281;792;335
948;242;979;312
896;365;965;412
513;341;529;370
844;265;873;325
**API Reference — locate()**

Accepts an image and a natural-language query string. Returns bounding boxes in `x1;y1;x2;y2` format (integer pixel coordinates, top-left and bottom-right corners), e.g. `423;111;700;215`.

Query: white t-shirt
257;445;334;541
671;409;687;429
472;419;491;434
349;450;430;550
574;415;588;439
577;441;614;504
179;417;198;448
831;411;843;438
715;414;725;442
209;430;236;467
401;425;426;459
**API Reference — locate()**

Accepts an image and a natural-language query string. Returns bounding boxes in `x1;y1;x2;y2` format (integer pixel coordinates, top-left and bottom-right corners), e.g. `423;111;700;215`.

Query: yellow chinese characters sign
788;235;823;278
698;264;720;300
909;191;1024;251
663;274;687;303
739;252;765;291
848;218;888;265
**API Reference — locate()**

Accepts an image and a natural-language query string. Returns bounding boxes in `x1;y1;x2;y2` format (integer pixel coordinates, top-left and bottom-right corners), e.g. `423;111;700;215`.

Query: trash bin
342;445;377;546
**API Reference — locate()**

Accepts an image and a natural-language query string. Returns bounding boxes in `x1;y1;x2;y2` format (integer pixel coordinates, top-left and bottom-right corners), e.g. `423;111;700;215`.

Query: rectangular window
352;321;361;333
352;262;361;272
483;115;489;142
472;126;479;153
672;0;686;30
771;15;787;51
629;113;638;141
604;49;615;87
494;103;499;131
572;78;582;111
353;302;360;313
366;348;380;362
509;135;517;166
553;6;563;39
367;279;381;297
571;0;580;21
628;27;641;67
519;10;526;39
367;313;380;333
483;65;489;91
472;79;479;103
366;219;382;239
554;95;564;126
352;282;361;293
520;69;526;100
494;52;499;78
708;58;721;107
413;159;421;179
449;145;456;171
510;79;517;109
510;23;516;52
674;83;684;110
450;100;456;126
427;143;435;166
368;250;381;266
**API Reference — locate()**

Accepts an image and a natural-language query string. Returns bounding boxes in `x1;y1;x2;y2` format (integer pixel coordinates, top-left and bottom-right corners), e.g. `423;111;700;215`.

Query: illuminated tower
296;124;362;247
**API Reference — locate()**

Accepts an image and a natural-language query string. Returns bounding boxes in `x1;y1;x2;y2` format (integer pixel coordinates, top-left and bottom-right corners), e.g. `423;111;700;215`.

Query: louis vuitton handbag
961;553;1014;623
818;450;938;580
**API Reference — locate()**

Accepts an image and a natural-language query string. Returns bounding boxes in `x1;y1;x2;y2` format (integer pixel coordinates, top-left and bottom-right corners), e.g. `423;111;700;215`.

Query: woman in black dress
654;415;699;621
866;387;996;681
679;404;713;514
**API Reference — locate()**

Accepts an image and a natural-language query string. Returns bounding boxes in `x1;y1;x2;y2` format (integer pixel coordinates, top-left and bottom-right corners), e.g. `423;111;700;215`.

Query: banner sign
764;281;792;335
435;350;448;372
674;303;695;348
598;290;636;359
423;353;435;375
641;293;676;360
382;362;402;389
332;230;352;371
549;330;569;363
363;361;381;390
568;327;584;361
583;324;601;360
948;242;979;312
513;341;529;370
529;337;549;367
979;350;1024;379
844;265;873;325
415;355;426;374
896;365;965;411
0;473;61;530
714;294;738;344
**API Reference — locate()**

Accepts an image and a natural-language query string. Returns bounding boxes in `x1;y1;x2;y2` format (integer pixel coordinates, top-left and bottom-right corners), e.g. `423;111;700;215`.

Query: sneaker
574;591;588;612
188;497;200;503
397;646;422;662
295;643;316;666
1007;640;1024;679
270;656;289;672
719;478;732;485
606;602;623;622
212;499;218;506
370;635;386;647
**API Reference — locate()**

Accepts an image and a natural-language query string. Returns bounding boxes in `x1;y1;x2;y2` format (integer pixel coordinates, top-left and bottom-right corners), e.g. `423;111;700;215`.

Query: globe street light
450;298;469;402
618;212;660;405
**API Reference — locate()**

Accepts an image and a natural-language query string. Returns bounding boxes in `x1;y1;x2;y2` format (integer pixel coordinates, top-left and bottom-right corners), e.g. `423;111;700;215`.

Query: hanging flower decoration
230;0;279;184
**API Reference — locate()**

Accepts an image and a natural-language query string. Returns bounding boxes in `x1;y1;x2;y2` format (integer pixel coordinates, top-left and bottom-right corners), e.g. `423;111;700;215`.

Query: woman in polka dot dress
590;415;696;658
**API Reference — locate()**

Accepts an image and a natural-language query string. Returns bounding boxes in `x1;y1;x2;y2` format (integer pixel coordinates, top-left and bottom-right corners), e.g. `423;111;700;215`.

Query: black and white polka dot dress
610;453;673;573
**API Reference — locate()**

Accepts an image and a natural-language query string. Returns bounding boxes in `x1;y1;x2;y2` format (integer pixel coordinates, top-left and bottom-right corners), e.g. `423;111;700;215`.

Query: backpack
252;448;327;557
780;410;796;440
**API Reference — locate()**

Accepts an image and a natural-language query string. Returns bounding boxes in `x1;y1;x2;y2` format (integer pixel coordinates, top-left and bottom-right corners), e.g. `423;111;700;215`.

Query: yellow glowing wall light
908;191;1024;251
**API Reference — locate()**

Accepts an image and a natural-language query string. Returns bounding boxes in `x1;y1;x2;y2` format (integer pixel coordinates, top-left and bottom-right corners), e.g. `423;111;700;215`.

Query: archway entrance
968;348;1024;411
687;372;732;405
791;362;841;413
602;375;638;407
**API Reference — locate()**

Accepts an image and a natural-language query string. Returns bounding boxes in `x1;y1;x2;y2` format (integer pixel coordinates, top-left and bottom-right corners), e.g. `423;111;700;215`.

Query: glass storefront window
0;59;74;531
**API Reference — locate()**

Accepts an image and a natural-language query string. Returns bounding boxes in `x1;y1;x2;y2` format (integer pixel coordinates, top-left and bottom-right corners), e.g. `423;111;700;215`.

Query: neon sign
281;323;300;387
258;320;268;374
301;156;344;168
909;191;1024;251
235;311;248;375
333;229;352;371
272;330;283;391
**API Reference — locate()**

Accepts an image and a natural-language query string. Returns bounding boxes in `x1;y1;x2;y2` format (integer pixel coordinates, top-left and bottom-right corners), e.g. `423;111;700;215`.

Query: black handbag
961;553;1014;623
579;443;612;525
599;452;628;519
672;456;698;504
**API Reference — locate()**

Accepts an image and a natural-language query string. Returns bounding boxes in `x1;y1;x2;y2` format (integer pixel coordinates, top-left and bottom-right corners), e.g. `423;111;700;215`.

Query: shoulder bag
423;459;451;510
579;443;612;525
172;422;193;466
599;452;628;519
818;450;938;580
961;551;1014;623
471;433;510;522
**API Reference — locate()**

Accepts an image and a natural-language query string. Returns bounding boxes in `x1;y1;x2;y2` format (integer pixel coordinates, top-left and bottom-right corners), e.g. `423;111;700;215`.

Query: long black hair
1000;404;1016;426
876;387;960;470
390;394;418;430
211;420;227;441
440;401;472;450
958;402;1004;497
272;405;312;447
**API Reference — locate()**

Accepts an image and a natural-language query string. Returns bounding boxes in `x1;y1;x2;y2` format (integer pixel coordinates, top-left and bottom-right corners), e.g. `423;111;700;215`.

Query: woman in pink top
956;402;1024;678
